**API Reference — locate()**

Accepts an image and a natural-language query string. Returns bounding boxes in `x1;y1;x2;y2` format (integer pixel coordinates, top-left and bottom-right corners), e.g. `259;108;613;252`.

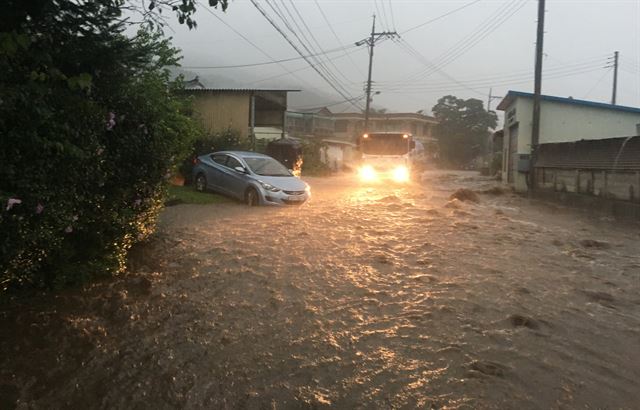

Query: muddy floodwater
1;171;640;409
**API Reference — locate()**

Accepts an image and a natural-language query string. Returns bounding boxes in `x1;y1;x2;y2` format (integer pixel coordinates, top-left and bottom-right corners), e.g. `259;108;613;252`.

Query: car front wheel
195;173;207;192
246;187;259;206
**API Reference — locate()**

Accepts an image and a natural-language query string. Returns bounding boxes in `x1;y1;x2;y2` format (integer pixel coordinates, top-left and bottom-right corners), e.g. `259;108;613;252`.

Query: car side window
212;154;227;165
225;156;243;171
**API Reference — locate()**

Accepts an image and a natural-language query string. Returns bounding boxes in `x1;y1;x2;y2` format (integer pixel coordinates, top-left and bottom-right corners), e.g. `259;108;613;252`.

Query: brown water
1;171;639;409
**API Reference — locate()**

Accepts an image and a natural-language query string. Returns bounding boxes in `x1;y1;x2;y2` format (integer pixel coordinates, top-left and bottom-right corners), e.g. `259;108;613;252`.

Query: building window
335;120;348;132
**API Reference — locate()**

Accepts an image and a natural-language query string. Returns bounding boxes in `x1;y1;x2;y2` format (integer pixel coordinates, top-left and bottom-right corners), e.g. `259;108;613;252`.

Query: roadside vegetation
0;1;226;291
166;185;228;206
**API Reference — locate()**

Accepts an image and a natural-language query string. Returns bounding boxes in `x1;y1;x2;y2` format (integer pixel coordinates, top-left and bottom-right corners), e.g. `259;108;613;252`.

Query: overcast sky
164;0;640;118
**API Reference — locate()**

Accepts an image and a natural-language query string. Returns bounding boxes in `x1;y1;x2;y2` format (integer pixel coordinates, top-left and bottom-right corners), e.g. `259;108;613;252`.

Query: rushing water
1;171;639;409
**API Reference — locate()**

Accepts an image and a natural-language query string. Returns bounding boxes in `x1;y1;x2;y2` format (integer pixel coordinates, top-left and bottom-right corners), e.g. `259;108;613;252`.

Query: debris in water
444;199;462;209
508;314;540;330
579;239;611;249
449;188;480;203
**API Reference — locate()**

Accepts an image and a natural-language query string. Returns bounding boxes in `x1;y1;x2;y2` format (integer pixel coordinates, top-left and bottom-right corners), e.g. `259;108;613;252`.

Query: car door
206;154;230;193
221;155;249;200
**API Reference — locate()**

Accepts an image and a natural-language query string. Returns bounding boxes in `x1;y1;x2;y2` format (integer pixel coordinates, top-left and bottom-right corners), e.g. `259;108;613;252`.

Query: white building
497;91;640;192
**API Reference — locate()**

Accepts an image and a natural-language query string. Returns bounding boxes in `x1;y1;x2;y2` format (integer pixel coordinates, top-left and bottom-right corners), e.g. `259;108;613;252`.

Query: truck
356;132;417;183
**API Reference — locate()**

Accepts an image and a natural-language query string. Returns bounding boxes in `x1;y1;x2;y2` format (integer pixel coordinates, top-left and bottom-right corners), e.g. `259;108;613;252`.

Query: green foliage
301;140;331;176
432;95;498;168
179;128;250;184
0;2;199;290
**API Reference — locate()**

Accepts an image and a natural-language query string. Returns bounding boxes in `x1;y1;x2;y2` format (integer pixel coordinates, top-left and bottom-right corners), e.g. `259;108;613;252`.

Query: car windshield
244;157;291;176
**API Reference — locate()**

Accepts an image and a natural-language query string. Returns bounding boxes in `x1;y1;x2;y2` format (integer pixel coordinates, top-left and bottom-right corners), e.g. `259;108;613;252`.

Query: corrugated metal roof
497;91;640;114
536;136;640;171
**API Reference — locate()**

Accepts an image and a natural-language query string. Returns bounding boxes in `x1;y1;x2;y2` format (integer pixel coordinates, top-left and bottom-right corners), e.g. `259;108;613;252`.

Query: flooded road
1;171;640;409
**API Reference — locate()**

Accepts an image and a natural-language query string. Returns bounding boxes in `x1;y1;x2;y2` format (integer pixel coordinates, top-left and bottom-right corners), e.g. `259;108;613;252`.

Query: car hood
255;175;308;191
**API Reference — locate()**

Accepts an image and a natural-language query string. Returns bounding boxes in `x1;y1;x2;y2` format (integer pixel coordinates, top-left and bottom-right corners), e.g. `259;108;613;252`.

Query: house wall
502;98;640;192
192;93;251;139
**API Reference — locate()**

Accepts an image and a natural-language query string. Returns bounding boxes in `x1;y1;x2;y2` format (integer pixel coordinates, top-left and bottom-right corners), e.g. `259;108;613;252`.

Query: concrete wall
192;93;250;139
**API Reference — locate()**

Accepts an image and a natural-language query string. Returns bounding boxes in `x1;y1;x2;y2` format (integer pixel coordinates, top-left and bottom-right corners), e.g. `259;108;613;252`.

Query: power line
383;65;606;94
265;0;354;92
248;46;367;85
284;0;354;85
401;0;483;35
376;55;610;91
249;0;363;109
314;0;365;77
196;1;326;94
388;0;397;30
391;36;486;96
394;0;528;86
582;67;614;99
182;44;356;69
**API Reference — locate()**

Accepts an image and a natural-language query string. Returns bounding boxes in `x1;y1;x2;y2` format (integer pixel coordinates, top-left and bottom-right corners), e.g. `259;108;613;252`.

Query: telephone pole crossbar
356;15;397;134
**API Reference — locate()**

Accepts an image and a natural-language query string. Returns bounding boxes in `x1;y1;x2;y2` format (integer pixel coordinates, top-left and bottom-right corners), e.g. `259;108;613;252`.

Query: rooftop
183;76;299;93
497;91;640;114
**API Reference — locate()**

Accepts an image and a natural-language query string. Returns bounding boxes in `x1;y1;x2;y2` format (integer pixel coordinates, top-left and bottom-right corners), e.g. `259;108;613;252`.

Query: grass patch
166;185;229;206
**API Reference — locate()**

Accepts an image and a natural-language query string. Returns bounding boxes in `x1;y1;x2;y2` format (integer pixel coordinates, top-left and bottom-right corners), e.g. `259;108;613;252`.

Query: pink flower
65;225;73;234
35;203;44;214
97;148;104;156
6;198;22;211
133;199;142;208
106;112;116;131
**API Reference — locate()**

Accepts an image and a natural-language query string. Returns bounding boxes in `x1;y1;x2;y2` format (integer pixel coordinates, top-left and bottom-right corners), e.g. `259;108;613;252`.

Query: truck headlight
359;165;377;182
393;166;409;182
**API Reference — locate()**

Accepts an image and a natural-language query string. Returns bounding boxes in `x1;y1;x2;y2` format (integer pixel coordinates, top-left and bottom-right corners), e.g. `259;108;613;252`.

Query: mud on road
1;171;640;409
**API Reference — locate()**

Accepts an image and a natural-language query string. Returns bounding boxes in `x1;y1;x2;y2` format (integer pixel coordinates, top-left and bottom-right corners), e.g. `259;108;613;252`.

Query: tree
0;1;205;289
431;95;497;168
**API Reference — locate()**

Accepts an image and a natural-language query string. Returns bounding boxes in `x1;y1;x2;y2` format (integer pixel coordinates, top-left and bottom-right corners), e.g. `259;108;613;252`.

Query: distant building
497;90;640;192
331;112;438;143
285;107;335;139
184;77;299;143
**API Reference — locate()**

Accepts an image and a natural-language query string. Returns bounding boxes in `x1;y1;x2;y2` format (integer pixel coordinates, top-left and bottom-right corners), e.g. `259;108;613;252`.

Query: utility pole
530;0;545;192
356;15;397;134
611;51;619;105
487;87;502;112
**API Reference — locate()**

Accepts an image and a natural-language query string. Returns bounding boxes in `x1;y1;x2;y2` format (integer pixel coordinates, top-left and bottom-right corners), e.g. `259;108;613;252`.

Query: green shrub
179;128;249;184
0;4;198;290
301;140;331;176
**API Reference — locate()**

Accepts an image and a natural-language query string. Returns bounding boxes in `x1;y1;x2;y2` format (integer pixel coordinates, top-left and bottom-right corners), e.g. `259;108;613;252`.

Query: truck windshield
361;134;410;155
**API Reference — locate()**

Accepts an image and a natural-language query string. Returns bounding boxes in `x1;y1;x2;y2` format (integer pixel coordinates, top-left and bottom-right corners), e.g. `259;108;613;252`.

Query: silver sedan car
192;151;311;206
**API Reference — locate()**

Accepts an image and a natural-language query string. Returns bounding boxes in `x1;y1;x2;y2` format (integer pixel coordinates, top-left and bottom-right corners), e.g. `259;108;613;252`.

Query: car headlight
392;166;409;182
359;165;377;182
258;181;281;192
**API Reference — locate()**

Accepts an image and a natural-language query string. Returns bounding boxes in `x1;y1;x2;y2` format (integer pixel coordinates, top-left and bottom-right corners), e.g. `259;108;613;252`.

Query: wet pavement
1;171;640;409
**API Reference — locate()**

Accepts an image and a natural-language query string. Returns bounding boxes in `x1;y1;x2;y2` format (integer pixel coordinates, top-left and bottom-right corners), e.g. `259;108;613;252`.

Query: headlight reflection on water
358;165;410;183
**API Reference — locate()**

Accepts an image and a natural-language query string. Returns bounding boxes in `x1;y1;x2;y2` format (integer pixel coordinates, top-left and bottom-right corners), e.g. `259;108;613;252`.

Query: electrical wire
314;0;366;77
182;44;357;69
250;0;364;109
392;0;528;87
401;0;483;35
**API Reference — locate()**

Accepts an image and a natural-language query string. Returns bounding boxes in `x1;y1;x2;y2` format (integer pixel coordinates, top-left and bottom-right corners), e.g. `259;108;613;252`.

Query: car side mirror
234;166;246;173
